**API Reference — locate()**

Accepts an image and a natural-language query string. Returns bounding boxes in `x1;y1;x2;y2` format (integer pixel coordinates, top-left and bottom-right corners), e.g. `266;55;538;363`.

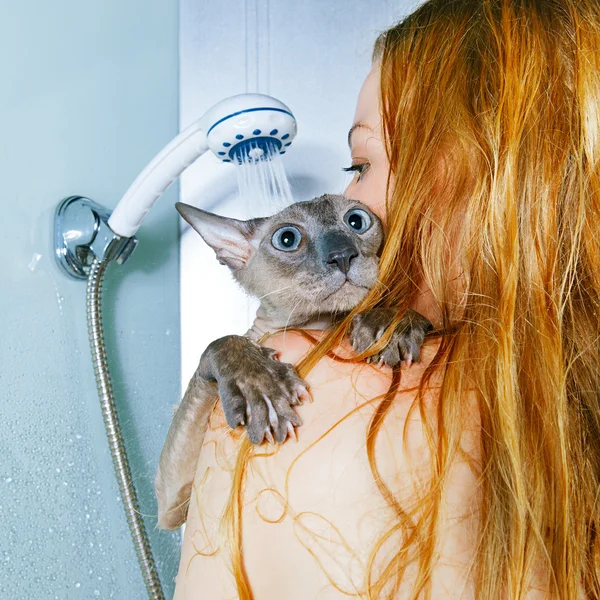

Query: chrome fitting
54;196;138;279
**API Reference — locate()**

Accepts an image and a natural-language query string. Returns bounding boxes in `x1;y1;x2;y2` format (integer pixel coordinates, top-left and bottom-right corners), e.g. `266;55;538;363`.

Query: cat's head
176;194;383;324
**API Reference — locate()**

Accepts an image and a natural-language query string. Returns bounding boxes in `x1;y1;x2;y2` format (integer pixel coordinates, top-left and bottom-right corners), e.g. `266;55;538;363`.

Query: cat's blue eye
344;209;372;234
271;226;302;251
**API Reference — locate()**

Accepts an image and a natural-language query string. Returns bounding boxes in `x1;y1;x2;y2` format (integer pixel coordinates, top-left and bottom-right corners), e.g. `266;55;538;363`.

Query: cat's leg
156;335;308;530
199;335;308;446
350;308;434;367
155;371;218;530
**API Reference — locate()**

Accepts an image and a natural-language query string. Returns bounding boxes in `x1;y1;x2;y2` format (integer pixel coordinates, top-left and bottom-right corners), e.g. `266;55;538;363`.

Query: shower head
200;94;297;164
106;93;297;238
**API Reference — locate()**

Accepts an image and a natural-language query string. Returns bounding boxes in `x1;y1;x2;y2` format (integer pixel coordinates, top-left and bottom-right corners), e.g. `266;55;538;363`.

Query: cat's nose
327;247;358;275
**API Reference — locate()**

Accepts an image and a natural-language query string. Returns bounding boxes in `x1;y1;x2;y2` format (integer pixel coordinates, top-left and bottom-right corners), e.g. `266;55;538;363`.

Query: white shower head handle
107;120;209;238
107;93;296;239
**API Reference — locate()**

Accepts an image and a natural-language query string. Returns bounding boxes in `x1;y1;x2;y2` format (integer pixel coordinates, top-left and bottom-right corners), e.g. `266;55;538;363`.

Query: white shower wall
179;0;420;386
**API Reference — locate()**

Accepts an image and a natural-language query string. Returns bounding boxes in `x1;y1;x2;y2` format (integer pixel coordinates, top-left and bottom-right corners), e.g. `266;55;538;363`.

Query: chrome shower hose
86;257;164;600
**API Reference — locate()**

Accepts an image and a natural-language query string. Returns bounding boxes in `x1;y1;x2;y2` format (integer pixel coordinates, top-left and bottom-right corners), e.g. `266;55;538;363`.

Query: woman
174;0;600;597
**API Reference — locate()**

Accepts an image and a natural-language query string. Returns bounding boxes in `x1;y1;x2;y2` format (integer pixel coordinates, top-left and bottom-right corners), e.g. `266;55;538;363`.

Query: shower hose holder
54;195;138;279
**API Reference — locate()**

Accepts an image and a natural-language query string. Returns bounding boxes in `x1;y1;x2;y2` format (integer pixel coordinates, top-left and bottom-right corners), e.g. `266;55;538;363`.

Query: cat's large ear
176;202;266;270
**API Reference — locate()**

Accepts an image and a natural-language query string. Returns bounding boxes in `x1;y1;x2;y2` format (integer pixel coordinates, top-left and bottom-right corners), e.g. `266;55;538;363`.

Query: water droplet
28;253;42;272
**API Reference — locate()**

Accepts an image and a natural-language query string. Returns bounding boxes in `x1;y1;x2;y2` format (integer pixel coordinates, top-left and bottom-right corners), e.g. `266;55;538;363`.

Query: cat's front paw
351;308;433;367
218;345;310;445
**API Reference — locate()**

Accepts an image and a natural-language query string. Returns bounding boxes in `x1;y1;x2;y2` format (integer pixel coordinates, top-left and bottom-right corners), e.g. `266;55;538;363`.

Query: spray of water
235;140;294;215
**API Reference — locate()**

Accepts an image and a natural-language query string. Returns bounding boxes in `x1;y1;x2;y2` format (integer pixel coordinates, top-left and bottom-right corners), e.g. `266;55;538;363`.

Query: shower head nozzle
200;93;297;164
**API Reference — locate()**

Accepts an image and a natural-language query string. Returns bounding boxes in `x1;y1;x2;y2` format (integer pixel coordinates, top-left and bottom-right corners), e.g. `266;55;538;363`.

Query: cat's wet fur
155;193;432;530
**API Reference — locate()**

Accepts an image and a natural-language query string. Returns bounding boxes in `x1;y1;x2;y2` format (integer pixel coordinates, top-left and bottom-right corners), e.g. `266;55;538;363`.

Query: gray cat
155;193;432;530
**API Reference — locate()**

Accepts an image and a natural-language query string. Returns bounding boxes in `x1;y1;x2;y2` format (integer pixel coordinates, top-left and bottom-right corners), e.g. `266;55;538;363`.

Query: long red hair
222;1;600;597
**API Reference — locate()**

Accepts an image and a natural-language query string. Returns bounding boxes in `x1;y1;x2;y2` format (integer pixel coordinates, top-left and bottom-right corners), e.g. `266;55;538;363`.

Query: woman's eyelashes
342;162;370;182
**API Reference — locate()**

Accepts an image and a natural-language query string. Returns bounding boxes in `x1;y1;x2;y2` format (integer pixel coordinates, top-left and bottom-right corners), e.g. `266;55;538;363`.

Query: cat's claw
263;394;280;430
287;421;297;442
295;384;312;404
351;308;433;368
217;343;305;446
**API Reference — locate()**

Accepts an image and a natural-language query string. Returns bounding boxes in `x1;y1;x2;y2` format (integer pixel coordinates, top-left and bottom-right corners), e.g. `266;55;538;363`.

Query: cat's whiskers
257;285;293;301
282;298;305;334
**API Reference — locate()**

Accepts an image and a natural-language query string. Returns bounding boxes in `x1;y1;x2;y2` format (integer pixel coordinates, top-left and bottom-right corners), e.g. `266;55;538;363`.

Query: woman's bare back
173;331;547;599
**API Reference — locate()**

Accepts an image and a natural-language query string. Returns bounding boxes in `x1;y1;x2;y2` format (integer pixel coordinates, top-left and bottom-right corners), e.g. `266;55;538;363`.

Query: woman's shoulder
261;328;445;397
182;329;483;599
259;329;450;450
251;329;483;597
260;328;479;468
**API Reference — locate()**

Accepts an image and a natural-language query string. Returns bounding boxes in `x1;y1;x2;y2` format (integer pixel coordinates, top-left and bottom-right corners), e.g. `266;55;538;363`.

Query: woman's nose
343;180;355;198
